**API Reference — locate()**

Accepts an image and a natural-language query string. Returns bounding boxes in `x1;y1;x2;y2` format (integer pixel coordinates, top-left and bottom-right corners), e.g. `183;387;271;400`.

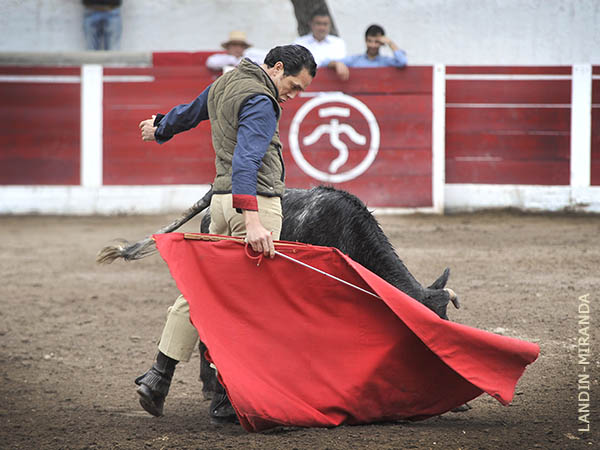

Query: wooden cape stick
182;233;301;248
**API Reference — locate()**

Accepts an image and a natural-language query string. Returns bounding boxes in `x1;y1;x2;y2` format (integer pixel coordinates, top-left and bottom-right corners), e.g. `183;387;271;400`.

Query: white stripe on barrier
0;185;212;215
445;184;600;213
465;130;569;136
0;75;81;83
103;75;155;82
2;184;599;214
299;91;343;97
0;75;154;83
0;185;441;215
455;156;503;162
446;74;571;80
446;103;571;108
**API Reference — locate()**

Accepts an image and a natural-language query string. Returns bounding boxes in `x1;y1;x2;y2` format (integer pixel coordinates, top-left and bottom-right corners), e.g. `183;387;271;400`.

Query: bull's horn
444;288;460;309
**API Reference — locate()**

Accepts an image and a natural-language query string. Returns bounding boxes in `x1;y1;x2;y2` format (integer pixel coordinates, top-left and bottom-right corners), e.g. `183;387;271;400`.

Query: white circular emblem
289;93;380;183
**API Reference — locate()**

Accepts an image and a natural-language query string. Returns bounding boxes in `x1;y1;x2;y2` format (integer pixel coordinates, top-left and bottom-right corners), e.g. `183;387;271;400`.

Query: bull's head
422;268;460;320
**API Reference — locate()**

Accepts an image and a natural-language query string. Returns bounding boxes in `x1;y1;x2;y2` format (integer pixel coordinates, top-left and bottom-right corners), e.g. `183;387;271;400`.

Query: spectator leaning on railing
323;24;407;81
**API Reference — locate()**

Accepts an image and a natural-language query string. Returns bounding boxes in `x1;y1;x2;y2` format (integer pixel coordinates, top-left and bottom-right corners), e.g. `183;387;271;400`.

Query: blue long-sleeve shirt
154;84;278;210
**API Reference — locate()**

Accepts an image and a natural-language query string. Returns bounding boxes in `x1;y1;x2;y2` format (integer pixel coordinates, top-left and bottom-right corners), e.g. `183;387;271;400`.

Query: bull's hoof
137;384;165;417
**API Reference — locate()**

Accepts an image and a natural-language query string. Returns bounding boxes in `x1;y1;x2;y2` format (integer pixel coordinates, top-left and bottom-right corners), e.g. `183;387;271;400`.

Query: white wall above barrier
2;0;599;65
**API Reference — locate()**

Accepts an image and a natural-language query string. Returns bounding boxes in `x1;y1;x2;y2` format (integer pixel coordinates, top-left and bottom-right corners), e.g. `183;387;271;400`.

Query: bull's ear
428;267;450;290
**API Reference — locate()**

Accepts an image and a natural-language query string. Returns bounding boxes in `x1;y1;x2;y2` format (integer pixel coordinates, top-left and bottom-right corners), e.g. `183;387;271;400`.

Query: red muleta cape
154;233;539;432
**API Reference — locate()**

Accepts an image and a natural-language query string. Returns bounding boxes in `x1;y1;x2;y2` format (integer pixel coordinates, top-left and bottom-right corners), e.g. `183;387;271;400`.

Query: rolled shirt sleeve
231;95;278;211
391;49;408;67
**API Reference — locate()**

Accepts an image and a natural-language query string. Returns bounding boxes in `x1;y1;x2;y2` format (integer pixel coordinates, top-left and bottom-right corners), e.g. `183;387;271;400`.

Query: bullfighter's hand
139;115;157;141
243;210;275;258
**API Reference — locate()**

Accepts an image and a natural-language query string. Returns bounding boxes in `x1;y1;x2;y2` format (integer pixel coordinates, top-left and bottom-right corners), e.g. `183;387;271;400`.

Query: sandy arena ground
1;210;598;449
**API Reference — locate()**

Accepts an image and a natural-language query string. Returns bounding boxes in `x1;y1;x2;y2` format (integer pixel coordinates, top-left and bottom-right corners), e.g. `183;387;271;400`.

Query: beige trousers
158;193;282;361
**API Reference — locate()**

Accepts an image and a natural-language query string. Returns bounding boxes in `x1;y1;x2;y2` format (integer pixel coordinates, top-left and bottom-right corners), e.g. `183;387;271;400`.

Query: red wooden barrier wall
1;58;595;208
103;64;433;208
445;66;571;185
280;67;432;207
103;66;218;185
0;67;81;185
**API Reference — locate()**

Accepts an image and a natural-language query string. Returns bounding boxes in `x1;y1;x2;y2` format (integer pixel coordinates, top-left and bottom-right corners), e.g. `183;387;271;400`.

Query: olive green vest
207;58;284;197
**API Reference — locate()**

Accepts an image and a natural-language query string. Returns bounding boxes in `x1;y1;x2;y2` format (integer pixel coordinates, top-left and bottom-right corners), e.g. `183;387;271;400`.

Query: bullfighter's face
265;61;313;104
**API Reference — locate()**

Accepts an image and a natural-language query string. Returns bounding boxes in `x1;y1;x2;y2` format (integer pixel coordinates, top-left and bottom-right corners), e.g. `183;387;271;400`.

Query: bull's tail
96;186;213;264
96;236;158;263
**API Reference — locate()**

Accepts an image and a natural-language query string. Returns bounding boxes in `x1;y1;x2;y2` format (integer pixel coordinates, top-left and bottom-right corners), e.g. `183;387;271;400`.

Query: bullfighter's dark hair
264;45;317;78
365;24;385;38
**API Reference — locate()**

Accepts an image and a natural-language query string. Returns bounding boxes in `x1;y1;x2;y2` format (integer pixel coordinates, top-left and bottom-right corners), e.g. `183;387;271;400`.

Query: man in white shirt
294;10;346;67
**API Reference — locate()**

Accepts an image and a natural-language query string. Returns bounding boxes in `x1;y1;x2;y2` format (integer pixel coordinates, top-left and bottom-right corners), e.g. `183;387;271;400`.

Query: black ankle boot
134;352;178;417
209;380;238;424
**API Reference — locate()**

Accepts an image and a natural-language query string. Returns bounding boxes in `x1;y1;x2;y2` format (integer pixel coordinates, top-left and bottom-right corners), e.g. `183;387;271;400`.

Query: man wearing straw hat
206;31;266;71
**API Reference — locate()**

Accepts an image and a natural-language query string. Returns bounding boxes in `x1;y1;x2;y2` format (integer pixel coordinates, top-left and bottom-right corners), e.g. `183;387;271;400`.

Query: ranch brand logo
289;93;380;183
